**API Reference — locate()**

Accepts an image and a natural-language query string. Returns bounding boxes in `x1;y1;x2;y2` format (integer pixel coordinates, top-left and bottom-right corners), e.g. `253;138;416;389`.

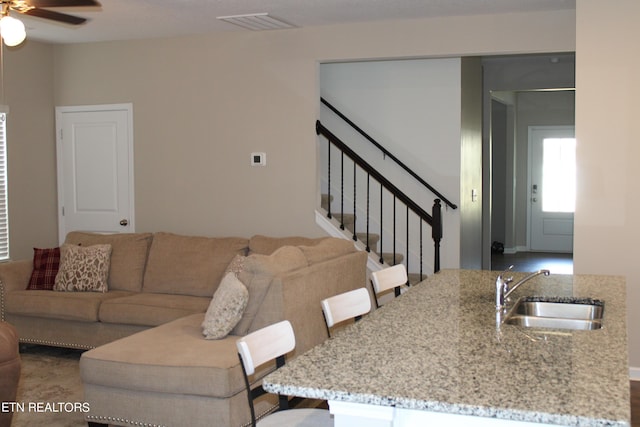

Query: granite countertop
263;269;630;426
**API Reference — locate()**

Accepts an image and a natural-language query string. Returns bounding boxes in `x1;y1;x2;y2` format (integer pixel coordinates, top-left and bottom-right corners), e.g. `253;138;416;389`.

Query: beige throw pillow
232;246;308;335
298;238;355;265
54;244;112;293
225;254;246;276
202;272;249;339
248;235;329;255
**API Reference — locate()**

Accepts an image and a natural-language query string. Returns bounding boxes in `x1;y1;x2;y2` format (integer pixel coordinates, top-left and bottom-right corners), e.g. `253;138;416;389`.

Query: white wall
574;0;640;370
53;34;323;241
319;58;462;270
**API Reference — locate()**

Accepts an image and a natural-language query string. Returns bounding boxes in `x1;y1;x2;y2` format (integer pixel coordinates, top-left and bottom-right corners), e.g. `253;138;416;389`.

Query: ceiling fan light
0;15;27;47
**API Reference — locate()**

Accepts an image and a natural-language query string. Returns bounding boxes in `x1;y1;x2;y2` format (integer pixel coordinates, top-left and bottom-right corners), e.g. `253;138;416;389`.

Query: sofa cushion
27;247;60;290
202;272;249;339
65;232;153;292
80;313;245;398
54;244;112;293
298;238;355;265
5;290;132;322
248;235;329;255
143;233;248;297
232;246;307;336
98;293;211;327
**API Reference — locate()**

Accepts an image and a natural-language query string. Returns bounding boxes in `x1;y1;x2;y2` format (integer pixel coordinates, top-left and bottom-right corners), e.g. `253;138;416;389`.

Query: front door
528;126;575;252
56;104;134;243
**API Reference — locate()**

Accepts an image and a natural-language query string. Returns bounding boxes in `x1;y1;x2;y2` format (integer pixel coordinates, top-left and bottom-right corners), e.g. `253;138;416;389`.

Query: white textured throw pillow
54;243;112;293
202;272;249;339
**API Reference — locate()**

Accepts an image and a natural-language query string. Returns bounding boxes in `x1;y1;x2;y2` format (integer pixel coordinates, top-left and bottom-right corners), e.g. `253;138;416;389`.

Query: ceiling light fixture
217;13;295;31
0;13;25;47
0;0;101;47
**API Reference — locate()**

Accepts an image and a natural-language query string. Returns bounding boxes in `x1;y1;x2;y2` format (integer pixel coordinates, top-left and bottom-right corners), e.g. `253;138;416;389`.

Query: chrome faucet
495;266;550;310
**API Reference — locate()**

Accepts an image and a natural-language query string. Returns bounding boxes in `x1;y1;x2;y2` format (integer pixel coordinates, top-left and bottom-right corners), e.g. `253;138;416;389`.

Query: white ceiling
16;0;576;45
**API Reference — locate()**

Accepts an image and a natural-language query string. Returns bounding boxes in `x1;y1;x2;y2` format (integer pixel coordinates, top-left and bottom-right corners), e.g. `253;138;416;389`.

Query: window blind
0;112;9;260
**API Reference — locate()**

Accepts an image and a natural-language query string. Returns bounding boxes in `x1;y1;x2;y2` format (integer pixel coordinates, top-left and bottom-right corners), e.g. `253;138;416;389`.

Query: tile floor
491;251;573;274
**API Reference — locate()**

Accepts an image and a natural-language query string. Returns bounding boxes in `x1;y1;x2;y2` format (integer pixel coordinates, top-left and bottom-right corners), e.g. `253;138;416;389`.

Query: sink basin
504;297;604;330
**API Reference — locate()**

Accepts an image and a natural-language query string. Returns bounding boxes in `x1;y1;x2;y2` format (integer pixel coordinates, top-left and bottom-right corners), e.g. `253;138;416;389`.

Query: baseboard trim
501;246;529;255
315;209;385;273
629;367;640;380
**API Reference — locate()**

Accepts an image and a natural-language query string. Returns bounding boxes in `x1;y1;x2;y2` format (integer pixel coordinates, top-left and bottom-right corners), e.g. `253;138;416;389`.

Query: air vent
217;13;295;31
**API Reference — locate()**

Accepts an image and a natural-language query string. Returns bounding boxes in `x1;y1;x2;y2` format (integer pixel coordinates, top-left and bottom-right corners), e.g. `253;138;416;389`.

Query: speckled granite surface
264;269;630;426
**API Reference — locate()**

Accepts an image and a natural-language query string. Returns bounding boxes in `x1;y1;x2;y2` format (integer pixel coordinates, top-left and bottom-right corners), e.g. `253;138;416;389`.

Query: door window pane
542;138;576;213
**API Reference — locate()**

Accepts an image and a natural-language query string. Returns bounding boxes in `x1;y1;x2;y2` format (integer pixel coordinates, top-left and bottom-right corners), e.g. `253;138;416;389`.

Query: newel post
432;199;442;273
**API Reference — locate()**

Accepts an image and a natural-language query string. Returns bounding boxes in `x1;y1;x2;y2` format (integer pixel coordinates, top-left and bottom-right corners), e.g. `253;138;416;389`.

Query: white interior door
528;126;575;252
56;104;134;243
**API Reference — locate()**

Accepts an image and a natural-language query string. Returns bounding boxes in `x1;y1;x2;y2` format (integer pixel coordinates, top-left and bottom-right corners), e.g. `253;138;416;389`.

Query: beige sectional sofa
0;231;368;427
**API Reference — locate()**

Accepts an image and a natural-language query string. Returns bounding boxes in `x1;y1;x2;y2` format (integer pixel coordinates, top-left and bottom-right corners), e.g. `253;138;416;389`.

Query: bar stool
321;288;371;337
370;264;408;308
236;320;333;427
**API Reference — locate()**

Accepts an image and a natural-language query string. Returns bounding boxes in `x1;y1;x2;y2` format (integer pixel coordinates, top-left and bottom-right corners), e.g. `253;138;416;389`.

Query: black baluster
340;152;344;230
366;174;370;252
419;220;423;282
326;139;332;219
379;184;384;264
393;196;397;266
405;205;409;281
352;162;357;241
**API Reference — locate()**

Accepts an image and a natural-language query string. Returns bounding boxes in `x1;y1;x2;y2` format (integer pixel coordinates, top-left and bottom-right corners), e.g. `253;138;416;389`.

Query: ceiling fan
0;0;101;46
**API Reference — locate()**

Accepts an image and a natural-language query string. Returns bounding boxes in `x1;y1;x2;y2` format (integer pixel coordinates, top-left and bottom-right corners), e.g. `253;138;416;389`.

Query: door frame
526;124;575;252
56;103;135;243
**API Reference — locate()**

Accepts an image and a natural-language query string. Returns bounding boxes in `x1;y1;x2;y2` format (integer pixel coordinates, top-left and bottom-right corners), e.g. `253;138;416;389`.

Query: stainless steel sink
504;297;604;330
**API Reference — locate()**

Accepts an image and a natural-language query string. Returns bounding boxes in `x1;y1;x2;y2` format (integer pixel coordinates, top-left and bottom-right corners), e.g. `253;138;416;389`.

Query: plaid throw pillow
27;247;61;290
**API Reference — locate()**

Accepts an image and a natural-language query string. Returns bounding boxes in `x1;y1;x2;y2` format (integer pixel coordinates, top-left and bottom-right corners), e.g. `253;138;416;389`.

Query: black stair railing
317;120;443;276
321;97;458;210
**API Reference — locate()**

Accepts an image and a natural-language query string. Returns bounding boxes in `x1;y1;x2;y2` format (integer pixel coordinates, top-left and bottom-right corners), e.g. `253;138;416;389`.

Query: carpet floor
12;345;86;427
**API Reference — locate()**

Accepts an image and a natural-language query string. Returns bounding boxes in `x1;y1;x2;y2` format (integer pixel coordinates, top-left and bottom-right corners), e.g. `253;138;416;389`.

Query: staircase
322;193;394;255
321;194;395;260
319;194;425;285
316;99;458;284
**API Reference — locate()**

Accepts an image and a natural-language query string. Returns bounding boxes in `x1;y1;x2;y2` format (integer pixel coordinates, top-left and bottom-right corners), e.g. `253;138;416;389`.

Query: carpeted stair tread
355;232;379;251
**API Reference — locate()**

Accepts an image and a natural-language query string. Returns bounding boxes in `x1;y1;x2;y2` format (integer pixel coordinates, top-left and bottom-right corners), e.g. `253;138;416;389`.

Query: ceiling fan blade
25;0;101;7
20;8;88;25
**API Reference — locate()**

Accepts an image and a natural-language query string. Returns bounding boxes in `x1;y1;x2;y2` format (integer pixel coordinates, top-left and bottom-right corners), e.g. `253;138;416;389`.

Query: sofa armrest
249;250;368;356
0;260;32;292
0;259;32;320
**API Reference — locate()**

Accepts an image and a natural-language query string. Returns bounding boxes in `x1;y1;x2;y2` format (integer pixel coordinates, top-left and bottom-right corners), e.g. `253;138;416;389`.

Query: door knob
532;198;538;203
119;219;129;226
